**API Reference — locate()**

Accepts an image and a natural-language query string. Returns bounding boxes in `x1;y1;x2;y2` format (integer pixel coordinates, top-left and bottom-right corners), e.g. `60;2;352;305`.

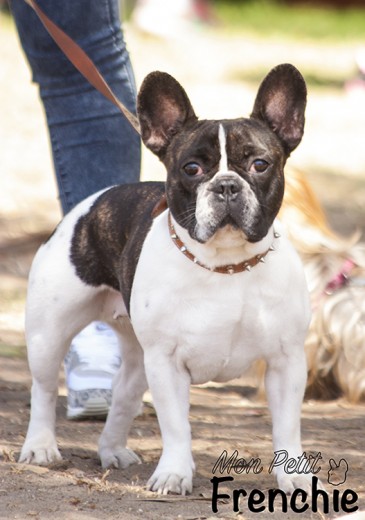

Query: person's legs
12;0;141;418
12;0;141;213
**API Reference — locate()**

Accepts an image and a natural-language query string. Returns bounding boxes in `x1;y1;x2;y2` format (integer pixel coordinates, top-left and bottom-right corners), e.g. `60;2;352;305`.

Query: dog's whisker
176;208;197;229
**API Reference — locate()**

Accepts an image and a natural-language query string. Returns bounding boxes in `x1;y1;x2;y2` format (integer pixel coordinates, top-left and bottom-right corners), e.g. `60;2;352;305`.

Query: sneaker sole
67;396;110;420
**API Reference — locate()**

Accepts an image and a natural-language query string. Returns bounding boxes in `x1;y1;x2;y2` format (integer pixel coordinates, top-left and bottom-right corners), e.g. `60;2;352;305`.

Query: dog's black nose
211;175;242;200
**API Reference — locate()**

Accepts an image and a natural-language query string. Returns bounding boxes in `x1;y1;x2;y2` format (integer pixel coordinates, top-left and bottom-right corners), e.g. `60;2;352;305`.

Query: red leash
24;0;141;135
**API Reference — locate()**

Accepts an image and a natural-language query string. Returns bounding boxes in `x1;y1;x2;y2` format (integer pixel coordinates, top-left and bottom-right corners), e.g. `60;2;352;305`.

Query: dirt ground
1;357;365;520
1;9;365;520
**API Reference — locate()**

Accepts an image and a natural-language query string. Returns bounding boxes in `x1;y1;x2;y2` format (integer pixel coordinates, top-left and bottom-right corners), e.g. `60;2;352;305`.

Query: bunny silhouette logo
328;459;349;486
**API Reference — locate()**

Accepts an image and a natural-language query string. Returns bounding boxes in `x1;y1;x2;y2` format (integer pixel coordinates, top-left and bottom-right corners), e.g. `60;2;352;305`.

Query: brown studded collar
168;212;279;275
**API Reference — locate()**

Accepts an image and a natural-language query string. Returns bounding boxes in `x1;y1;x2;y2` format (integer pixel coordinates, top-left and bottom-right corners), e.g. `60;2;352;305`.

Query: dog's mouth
191;204;269;244
192;208;249;243
218;214;240;230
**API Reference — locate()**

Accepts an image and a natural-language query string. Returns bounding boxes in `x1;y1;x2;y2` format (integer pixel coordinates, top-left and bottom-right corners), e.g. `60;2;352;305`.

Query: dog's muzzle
193;172;259;242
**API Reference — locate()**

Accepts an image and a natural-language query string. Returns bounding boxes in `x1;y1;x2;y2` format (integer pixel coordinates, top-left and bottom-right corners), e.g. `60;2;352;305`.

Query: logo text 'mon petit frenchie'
211;451;358;515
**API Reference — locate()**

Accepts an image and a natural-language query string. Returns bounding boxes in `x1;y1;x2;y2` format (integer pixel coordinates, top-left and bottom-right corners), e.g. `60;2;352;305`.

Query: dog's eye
250;159;269;173
183;162;203;176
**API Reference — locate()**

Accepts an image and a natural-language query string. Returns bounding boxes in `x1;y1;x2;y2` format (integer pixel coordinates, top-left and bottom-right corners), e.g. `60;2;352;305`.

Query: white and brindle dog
19;64;314;495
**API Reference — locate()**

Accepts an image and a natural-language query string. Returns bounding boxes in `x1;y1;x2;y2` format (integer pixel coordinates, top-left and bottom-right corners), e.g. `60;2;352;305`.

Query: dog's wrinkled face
137;64;307;243
161;118;286;243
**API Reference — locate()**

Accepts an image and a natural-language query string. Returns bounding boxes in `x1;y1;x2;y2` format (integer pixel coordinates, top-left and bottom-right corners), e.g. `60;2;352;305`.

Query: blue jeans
11;0;141;214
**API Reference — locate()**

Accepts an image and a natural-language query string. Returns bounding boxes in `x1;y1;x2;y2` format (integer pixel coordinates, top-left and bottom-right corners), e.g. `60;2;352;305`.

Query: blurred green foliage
214;0;365;41
229;67;348;90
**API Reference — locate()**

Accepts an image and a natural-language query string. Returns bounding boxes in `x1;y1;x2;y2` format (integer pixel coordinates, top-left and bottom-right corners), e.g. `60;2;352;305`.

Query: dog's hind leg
19;267;102;465
19;327;70;465
98;317;147;470
19;302;102;464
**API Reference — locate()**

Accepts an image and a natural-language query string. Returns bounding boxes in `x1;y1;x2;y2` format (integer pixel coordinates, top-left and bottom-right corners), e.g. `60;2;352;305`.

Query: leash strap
24;0;141;135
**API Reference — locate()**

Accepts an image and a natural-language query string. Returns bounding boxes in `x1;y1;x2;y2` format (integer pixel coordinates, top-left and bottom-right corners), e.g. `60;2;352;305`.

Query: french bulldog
19;63;312;495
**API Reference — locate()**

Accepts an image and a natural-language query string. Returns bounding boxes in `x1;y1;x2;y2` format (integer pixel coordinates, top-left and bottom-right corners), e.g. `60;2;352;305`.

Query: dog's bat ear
251;63;307;155
137;71;197;158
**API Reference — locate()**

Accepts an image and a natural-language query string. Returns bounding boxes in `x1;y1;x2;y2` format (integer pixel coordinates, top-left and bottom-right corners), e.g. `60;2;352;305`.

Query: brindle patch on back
70;182;165;313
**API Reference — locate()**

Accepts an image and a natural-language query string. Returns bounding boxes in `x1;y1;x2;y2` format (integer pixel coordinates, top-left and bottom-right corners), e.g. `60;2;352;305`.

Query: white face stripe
218;124;228;172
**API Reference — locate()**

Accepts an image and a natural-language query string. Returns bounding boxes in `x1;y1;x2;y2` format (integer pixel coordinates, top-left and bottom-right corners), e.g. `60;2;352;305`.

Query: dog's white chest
130;212;309;385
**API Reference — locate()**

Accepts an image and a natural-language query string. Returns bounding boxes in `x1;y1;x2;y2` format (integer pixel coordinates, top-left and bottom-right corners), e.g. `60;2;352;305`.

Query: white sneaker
64;322;121;419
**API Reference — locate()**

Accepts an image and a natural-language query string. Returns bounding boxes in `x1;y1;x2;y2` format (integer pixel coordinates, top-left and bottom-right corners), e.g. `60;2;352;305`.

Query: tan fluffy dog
281;168;365;402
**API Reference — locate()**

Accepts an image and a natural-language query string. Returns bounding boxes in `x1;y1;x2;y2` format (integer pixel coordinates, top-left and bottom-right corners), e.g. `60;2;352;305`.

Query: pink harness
324;258;357;295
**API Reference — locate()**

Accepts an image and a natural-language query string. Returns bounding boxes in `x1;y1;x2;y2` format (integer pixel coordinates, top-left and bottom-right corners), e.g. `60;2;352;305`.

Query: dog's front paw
99;447;141;470
277;472;324;494
19;435;62;466
147;467;193;495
